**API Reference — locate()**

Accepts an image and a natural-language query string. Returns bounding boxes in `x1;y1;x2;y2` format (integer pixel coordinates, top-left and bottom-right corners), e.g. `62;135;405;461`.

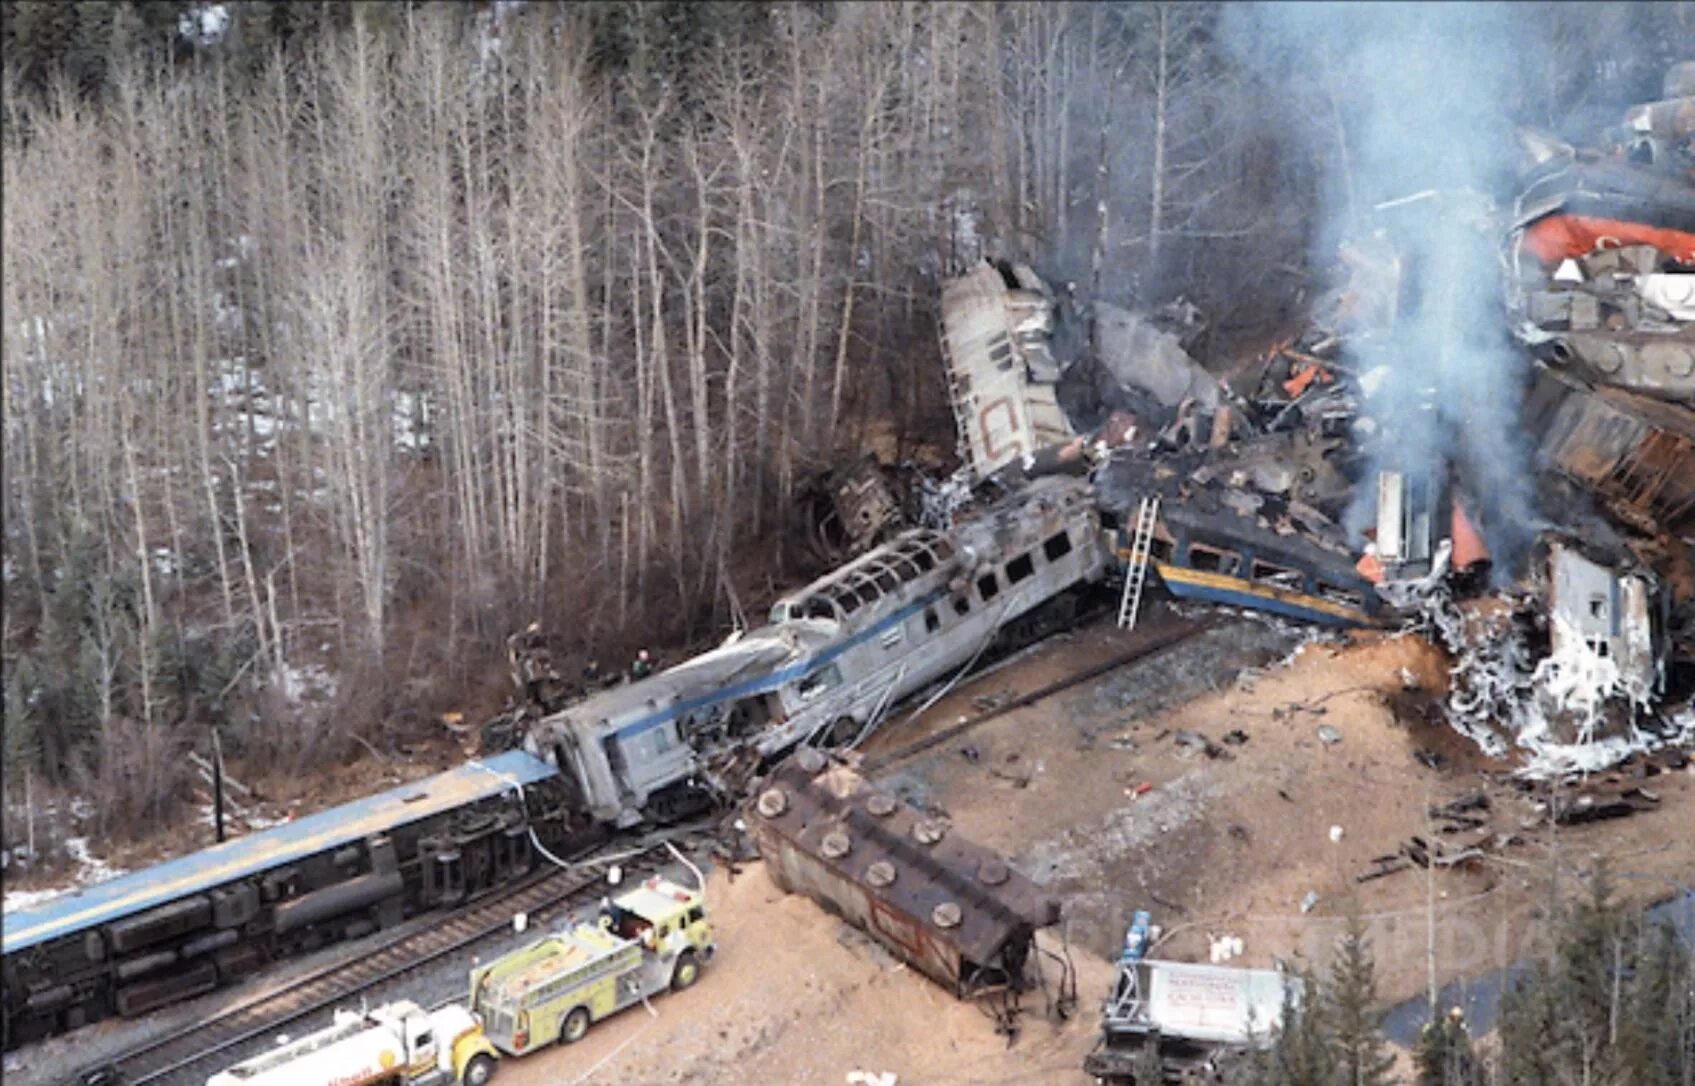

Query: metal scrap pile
1507;61;1695;402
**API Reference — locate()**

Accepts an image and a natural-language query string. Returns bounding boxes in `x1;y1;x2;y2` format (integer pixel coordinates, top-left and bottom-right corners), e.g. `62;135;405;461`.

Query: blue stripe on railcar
611;587;950;744
1155;565;1374;628
1;750;556;955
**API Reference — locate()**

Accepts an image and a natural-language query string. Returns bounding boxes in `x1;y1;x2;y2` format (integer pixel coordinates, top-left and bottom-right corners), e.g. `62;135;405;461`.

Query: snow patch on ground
3;837;128;913
279;661;338;704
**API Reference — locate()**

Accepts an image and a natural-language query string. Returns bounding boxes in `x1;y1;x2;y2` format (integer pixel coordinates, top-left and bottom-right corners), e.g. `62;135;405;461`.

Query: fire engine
205;999;498;1086
468;876;715;1054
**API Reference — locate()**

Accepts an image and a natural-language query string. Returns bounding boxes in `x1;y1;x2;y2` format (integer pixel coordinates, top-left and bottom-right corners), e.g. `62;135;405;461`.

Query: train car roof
2;750;556;956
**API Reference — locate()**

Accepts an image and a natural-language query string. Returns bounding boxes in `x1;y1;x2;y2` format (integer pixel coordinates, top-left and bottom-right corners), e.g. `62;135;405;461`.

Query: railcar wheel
671;951;701;991
560;1006;591;1044
462;1053;497;1086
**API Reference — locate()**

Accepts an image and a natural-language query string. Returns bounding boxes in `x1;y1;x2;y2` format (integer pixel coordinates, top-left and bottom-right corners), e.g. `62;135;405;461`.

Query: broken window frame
1042;530;1073;563
1185;542;1242;576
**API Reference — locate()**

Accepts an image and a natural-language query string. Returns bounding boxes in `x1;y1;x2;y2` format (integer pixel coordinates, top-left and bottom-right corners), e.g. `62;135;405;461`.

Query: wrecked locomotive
523;475;1108;828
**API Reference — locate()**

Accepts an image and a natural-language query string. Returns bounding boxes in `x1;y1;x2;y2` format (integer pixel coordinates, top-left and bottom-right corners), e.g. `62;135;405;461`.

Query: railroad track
84;833;693;1086
862;613;1213;774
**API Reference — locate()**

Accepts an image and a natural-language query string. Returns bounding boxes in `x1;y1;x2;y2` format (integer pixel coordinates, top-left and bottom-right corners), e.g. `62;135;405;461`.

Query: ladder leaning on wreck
1117;495;1161;631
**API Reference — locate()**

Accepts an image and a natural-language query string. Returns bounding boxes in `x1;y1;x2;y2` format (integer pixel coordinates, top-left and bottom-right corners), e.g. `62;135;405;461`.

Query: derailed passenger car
525;475;1107;828
746;748;1059;999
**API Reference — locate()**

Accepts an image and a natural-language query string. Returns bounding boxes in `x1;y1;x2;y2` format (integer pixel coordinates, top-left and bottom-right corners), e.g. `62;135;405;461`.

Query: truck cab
205;999;497;1086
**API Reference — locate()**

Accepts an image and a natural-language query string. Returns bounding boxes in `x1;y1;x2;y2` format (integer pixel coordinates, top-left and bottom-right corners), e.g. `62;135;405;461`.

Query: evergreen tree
1327;916;1396;1086
1614;920;1692;1086
1269;967;1334;1086
1413;1008;1482;1086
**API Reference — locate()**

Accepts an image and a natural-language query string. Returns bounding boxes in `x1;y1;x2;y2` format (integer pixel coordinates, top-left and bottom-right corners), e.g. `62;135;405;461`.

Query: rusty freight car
1527;367;1695;536
747;748;1059;1000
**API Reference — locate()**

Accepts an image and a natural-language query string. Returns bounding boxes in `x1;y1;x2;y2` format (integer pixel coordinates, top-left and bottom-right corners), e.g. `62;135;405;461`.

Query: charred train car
525;475;1108;828
2;752;585;1051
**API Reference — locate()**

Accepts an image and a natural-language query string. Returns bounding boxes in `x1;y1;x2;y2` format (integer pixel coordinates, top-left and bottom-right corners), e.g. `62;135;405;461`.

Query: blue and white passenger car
526;476;1107;827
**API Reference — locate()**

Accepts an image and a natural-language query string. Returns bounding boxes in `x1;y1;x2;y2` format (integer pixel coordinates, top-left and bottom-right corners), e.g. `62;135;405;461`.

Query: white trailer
1085;919;1300;1084
205;999;497;1086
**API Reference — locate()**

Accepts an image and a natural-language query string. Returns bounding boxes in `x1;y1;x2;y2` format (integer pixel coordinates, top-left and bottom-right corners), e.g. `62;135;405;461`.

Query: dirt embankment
498;609;1694;1084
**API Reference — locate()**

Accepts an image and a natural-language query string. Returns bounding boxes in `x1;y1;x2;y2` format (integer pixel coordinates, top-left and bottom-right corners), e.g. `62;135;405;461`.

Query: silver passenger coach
525;476;1106;827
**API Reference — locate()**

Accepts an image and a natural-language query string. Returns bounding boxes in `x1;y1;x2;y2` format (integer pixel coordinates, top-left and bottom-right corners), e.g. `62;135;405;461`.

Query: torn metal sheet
748;749;1059;999
1092;301;1221;411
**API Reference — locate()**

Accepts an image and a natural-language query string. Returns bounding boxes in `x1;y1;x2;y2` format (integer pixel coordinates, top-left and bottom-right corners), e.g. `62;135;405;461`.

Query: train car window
977;573;1001;601
1006;553;1035;584
1043;531;1073;562
1250;558;1303;588
1149;538;1174;562
797;664;843;700
913;550;935;573
873;568;900;594
652;726;674;755
925;608;941;633
1189;544;1241;576
954;594;972;616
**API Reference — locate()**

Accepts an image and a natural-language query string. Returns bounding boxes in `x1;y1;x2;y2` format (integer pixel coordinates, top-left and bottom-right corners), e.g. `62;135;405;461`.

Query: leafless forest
1;1;1680;839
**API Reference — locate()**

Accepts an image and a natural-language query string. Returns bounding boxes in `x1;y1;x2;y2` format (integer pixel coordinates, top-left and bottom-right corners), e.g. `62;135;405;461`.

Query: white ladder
1117;495;1161;630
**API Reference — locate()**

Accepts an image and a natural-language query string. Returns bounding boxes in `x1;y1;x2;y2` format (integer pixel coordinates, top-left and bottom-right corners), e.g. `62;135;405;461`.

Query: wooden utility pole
211;727;227;844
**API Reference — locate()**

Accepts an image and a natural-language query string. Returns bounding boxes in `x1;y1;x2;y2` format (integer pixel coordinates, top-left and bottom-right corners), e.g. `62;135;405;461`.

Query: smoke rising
1226;2;1547;573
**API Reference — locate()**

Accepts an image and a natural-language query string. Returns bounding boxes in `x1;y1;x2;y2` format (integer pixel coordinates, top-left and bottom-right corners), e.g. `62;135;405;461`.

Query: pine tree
1327;915;1396;1086
1412;1009;1482;1086
1497;963;1561;1086
1616;920;1692;1086
1269;967;1334;1086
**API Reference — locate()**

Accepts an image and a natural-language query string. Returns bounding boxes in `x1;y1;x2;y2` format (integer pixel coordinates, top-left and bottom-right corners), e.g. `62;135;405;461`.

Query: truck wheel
462;1053;496;1086
560;1006;591;1045
671;951;701;991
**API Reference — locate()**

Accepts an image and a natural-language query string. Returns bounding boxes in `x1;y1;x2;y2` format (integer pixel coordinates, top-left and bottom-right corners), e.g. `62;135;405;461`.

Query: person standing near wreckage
630;648;653;681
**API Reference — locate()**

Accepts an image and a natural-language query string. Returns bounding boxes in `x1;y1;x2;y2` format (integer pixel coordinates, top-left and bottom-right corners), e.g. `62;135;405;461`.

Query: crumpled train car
747;748;1059;999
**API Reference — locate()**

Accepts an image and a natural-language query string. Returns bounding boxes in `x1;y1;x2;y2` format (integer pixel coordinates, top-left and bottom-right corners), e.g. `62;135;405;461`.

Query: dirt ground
494;607;1694;1085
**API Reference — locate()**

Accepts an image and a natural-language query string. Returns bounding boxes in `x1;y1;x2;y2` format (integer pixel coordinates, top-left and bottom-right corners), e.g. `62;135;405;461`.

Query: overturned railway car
525;475;1108;828
748;748;1060;999
1;751;583;1051
1106;503;1384;628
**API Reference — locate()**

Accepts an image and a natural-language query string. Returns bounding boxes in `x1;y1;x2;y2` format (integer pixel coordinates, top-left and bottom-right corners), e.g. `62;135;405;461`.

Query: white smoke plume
1225;2;1547;573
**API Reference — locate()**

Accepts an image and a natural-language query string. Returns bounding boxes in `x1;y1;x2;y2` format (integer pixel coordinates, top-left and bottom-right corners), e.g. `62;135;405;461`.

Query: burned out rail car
747;748;1060;999
1;752;587;1051
1526;366;1695;537
525;475;1107;828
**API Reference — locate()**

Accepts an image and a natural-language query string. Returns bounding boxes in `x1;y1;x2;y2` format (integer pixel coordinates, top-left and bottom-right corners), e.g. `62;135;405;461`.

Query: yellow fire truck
468;876;714;1055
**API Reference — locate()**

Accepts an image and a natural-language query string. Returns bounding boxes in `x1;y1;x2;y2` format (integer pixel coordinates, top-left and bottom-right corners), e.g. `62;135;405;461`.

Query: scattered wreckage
747;748;1063;1007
